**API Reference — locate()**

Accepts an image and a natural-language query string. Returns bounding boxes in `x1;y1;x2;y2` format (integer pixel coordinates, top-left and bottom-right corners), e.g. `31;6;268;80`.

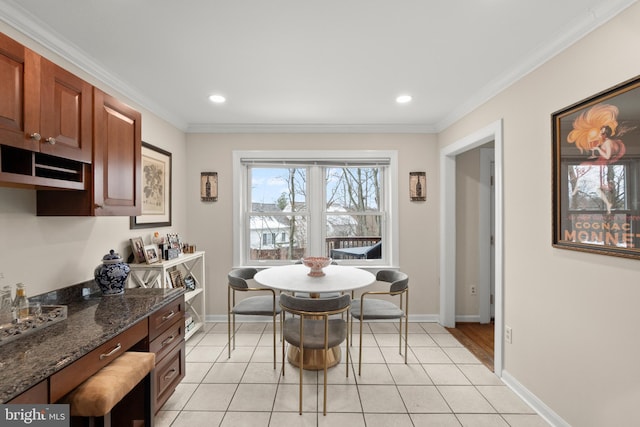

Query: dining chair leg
346;315;350;379
404;292;409;364
281;329;286;378
398;315;402;355
358;313;364;376
323;316;328;416
272;312;277;369
299;318;304;415
227;288;231;359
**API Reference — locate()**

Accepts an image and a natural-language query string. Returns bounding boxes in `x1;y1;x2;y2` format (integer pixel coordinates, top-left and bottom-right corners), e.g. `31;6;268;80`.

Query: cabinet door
93;88;141;216
0;34;40;152
39;57;92;163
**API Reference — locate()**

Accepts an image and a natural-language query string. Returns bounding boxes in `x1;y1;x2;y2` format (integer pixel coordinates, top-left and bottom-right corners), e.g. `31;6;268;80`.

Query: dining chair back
350;269;408;375
280;293;351;415
228;267;282;369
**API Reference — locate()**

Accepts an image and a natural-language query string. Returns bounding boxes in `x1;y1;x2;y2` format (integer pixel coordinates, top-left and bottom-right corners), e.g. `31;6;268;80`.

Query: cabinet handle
162;310;176;321
161;335;176;347
94;204;103;209
45;137;56;145
99;343;122;360
163;368;177;381
29;132;41;141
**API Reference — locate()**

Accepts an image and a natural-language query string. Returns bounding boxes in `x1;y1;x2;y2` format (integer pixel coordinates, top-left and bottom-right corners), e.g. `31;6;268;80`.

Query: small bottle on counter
12;283;29;323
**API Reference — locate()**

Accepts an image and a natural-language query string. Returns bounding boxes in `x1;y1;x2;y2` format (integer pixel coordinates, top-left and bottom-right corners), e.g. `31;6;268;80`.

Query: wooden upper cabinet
38;57;92;163
93;88;141;216
36;89;141;216
0;33;38;151
0;32;92;163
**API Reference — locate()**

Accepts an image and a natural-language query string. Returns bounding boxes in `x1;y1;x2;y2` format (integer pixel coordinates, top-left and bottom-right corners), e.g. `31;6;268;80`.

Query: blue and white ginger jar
94;249;130;296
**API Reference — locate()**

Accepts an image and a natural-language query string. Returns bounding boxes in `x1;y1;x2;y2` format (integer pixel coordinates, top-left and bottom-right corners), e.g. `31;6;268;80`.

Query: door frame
479;147;494;324
439;119;504;376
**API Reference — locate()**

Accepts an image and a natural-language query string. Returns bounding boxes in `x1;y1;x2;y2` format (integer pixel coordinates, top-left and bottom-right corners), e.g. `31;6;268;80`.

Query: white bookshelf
129;251;206;340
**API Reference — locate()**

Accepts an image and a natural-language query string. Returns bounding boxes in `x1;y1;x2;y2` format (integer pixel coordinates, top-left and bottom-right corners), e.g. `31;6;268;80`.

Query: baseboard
206;313;441;323
455;314;480;322
501;370;570;427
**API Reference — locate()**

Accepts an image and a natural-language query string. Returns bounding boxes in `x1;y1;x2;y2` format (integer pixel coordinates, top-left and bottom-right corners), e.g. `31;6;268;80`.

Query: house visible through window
233;150;398;266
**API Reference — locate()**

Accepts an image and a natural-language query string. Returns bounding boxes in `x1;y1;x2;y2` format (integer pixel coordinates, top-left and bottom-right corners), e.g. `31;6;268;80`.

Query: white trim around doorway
439;119;504;377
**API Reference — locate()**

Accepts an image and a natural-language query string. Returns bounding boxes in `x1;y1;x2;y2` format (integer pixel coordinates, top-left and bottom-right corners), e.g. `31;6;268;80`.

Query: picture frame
409;172;427;201
201;172;218;202
552;75;640;259
130;142;172;229
143;244;160;264
169;269;184;288
129;237;145;264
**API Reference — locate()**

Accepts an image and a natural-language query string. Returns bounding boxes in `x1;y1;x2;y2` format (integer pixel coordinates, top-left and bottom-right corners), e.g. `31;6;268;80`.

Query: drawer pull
164;368;177;381
161;335;176;347
99;343;122;360
161;310;176;321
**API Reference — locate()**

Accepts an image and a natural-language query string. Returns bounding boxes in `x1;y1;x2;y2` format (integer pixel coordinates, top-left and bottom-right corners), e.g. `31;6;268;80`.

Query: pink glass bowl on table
301;256;332;277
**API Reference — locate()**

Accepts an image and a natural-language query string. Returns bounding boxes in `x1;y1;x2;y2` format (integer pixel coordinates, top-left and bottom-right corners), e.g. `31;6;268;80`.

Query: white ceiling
0;0;636;133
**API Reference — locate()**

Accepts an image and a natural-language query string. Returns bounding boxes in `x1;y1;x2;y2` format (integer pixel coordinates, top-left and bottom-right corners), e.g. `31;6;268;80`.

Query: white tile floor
155;321;550;427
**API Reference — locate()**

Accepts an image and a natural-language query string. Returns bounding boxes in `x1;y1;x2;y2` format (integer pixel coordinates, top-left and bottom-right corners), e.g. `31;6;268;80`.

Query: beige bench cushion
64;351;155;417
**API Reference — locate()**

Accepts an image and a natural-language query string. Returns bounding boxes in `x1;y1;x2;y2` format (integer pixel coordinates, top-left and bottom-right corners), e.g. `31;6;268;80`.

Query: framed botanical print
130;142;172;229
552;75;640;259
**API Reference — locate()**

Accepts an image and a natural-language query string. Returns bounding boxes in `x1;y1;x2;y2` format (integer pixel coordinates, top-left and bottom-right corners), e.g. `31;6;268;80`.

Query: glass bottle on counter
12;283;29;322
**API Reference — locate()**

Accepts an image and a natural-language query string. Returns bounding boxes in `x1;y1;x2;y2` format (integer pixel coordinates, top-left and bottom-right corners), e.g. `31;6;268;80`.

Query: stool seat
64;351;155;417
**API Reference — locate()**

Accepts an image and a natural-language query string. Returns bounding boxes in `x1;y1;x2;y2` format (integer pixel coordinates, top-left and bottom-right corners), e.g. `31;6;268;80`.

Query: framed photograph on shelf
409;172;426;201
201;172;218;202
552;75;640;259
169;269;184;288
130;142;172;229
143;244;160;264
129;237;145;263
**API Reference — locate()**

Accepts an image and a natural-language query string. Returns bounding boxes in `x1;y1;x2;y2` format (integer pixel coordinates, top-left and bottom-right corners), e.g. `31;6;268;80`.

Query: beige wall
0;22;188;296
439;3;640;426
184;133;439;318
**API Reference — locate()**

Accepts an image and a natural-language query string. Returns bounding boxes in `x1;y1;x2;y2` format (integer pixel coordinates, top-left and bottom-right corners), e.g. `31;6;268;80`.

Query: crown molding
435;0;638;132
186;123;437;134
0;0;188;131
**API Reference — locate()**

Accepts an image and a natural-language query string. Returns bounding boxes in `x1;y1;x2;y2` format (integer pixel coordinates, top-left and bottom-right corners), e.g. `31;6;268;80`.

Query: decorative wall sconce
200;172;218;202
409;172;426;201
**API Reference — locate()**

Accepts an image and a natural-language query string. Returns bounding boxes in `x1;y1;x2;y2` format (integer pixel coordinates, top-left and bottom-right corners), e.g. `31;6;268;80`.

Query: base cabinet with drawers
146;295;186;411
3;293;186;416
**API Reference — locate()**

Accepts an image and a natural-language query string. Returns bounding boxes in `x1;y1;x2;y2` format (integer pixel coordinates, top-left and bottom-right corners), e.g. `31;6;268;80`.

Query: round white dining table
254;264;376;369
254;264;376;296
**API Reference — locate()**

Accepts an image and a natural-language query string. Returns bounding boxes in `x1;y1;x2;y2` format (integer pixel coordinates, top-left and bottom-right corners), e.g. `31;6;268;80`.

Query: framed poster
130;142;172;229
552;75;640;259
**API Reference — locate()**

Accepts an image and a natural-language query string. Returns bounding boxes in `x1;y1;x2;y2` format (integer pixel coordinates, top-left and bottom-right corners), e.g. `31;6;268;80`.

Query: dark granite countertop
0;286;184;403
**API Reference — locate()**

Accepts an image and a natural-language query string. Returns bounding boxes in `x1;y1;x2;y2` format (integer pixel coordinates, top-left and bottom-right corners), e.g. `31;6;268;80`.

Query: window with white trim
233;150;398;267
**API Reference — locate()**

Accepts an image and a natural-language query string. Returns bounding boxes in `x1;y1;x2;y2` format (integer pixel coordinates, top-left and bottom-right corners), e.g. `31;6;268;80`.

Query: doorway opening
439;119;503;376
446;146;495;371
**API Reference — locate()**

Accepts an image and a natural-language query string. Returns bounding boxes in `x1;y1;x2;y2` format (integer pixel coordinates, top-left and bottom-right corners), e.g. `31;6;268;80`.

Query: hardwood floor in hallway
446;322;495;372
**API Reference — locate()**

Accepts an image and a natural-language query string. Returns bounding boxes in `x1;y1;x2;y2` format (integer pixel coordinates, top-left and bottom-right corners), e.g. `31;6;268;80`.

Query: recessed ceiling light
209;94;226;104
396;95;412;104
